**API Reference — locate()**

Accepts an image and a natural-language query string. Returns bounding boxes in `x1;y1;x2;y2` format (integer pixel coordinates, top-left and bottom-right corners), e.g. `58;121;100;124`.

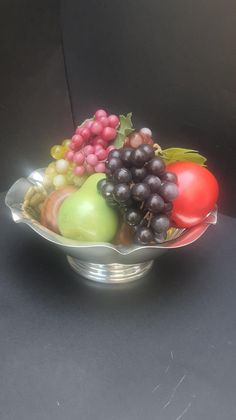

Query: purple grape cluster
97;144;179;245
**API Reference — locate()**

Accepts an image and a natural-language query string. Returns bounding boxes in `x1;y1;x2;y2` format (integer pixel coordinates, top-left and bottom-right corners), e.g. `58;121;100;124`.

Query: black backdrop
61;0;236;216
1;0;236;215
0;0;73;191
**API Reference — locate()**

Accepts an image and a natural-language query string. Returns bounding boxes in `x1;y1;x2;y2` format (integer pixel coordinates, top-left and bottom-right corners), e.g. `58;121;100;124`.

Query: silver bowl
5;169;217;284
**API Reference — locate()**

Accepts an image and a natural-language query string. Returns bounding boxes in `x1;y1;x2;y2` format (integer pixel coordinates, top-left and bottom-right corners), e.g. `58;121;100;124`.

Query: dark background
1;0;236;215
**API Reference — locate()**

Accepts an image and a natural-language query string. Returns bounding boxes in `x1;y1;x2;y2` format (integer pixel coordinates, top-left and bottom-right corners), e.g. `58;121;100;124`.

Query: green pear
58;173;118;242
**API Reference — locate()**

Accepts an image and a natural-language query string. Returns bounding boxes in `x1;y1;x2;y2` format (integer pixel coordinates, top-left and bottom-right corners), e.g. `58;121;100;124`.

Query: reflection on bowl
5;169;217;283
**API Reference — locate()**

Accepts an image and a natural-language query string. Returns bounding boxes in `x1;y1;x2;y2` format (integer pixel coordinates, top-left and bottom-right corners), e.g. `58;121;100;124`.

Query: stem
147;213;153;228
153;143;163;155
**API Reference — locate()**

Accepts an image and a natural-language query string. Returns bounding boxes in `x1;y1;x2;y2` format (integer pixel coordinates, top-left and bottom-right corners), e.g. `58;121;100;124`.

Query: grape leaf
156;147;207;166
113;112;134;148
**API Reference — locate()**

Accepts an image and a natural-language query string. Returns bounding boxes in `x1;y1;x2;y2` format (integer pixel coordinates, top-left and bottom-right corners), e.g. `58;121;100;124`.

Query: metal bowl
5;169;217;284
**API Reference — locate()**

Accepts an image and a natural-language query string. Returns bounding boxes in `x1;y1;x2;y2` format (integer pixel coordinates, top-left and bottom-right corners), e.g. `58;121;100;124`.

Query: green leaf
113;112;134;148
157;147;207;166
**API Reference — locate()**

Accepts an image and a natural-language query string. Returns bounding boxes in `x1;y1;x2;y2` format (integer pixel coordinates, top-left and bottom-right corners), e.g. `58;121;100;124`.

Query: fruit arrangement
23;109;219;246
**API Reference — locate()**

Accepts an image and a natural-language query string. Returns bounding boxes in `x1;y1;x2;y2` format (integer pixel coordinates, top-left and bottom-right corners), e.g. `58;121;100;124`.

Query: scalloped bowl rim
5;168;218;256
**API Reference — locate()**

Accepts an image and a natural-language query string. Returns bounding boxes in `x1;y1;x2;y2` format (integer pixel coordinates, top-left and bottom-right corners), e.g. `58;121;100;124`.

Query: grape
74;166;85;176
145;194;165;213
94;144;103;152
146;157;165;176
131;183;150;202
75;126;83;135
99;116;109;127
95;162;106;173
125;209;142;226
164;202;173;214
161;171;178;183
71;134;84;146
86;154;98;166
101;182;114;198
85;163;94;173
92;137;107;148
83;145;94;156
140;127;152;137
102;127;117;141
151;214;170;233
154;232;167;243
113;184;131;202
80;127;90;140
86;120;94;130
144;175;161;192
105;157;122;172
107;145;116;154
65;151;74;161
121;148;133;167
131;148;149;167
50;145;65;160
53;174;66;188
95;109;107;119
160;182;179;201
108;149;121;159
106;169;113;181
56;159;69;174
113;168;132;184
73;151;85;165
131;166;147;182
91;121;103;135
127;132;144;148
134;227;154;245
96;148;107;160
62;139;71;148
138;144;155;160
108;115;119;128
97;178;107;193
45;162;57;180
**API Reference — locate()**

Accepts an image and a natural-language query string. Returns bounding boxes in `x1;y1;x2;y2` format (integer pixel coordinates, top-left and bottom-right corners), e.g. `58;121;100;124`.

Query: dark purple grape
106;169;113;181
131;148;149;167
121;148;133;167
154;232;167;243
108;149;122;159
145;194;165;213
146;157;165;176
97;178;107;194
163;202;173;214
113;184;131;202
134;227;154;245
160;182;179;201
131;183;151;202
161;171;178;184
138;144;155;160
131;166;147;182
101;182;115;198
105;157;122;173
113;168;132;184
144;175;161;193
125;208;143;226
151;214;170;233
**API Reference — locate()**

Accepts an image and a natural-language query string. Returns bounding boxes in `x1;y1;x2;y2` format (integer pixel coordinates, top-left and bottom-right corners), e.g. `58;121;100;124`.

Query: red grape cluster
97;144;179;245
65;109;120;176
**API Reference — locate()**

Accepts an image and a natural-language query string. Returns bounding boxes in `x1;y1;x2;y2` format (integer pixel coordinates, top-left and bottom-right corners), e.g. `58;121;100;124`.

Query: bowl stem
67;256;154;283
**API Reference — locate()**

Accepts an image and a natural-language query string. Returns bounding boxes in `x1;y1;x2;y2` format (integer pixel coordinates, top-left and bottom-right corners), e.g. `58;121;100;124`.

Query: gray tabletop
0;192;236;420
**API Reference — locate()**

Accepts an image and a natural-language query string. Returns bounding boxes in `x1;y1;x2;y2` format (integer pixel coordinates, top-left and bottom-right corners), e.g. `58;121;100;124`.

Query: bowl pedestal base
67;256;154;284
